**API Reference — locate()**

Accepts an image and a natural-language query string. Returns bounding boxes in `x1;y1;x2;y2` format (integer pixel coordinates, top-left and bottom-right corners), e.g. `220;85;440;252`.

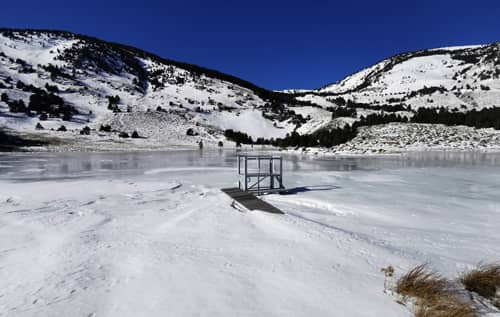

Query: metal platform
221;187;284;214
237;154;285;195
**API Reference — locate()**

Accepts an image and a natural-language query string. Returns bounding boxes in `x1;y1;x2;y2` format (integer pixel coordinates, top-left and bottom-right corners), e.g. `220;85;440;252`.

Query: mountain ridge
315;44;489;92
1;28;499;152
0;27;300;103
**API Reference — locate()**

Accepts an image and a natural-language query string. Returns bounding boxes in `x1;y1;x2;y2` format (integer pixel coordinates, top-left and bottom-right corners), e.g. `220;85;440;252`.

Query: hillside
0;29;316;150
279;43;500;151
297;43;500;116
0;28;500;151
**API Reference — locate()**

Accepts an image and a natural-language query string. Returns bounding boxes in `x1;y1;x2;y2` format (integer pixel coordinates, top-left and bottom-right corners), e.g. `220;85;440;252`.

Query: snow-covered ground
289;123;500;155
1;150;499;316
5;121;500;154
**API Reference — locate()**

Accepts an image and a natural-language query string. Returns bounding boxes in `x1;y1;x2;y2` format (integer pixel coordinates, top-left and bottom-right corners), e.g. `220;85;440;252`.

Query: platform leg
244;156;248;191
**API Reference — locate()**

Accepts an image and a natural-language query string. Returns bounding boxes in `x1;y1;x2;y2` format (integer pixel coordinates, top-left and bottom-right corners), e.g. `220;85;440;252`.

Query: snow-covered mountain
1;28;499;151
0;29;314;149
297;43;500;112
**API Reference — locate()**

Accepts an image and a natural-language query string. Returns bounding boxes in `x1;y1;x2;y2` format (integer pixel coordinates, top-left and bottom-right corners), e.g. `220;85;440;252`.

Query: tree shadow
283;185;340;195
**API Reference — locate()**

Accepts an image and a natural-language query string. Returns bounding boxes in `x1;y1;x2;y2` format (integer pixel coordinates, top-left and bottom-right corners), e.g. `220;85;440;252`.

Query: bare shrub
396;265;450;300
461;263;500;307
415;296;476;317
395;264;477;317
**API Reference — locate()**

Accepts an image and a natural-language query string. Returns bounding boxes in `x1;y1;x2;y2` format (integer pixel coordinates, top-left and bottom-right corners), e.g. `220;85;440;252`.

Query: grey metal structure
237;154;285;195
221;187;284;214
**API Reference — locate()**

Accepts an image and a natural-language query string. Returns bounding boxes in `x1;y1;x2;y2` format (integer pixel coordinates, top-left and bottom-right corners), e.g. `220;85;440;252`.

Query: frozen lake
1;150;499;316
1;149;500;181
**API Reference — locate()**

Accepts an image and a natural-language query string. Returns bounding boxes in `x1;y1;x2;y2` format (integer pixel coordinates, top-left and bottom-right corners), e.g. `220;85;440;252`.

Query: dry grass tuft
461;263;500;299
395;264;478;317
396;264;451;301
415;296;477;317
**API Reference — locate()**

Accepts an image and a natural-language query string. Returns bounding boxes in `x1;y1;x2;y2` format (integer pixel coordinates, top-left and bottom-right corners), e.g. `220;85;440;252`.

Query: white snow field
0;150;499;317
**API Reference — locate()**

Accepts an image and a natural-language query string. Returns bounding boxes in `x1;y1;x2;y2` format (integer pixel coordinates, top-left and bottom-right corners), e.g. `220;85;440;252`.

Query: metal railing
237;154;284;195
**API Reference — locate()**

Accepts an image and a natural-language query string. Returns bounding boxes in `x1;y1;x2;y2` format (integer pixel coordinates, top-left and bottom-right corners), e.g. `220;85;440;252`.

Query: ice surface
0;150;499;316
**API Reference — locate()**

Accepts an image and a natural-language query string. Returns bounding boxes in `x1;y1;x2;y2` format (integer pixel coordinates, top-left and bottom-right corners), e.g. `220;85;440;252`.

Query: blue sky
1;0;499;90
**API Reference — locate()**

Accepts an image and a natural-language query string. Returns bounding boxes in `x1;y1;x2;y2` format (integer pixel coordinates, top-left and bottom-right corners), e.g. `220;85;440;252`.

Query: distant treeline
224;113;408;148
224;107;500;148
412;107;500;129
273;113;408;148
0;129;48;151
2;81;78;120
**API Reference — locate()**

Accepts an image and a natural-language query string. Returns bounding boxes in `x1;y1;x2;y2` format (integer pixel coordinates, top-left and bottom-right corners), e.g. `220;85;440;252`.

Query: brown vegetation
461;263;500;308
396;264;451;300
395;264;477;317
415;296;476;317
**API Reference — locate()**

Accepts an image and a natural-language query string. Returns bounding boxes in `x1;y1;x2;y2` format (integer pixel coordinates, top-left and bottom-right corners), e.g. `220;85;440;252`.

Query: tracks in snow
0;179;410;317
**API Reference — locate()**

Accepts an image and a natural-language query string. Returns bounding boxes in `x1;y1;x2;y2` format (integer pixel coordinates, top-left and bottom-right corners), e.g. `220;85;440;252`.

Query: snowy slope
0;29;309;148
298;43;500;112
